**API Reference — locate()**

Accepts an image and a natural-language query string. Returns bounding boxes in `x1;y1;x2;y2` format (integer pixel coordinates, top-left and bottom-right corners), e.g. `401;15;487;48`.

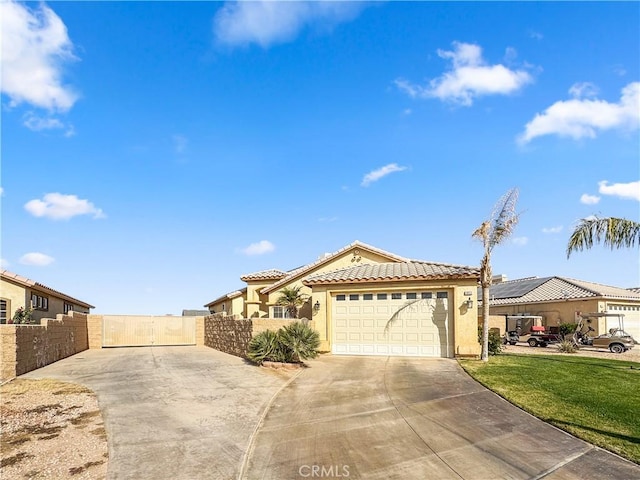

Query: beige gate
102;315;196;347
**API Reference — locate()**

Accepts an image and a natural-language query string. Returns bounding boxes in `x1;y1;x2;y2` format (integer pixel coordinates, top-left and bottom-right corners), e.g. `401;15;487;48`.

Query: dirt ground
0;379;108;480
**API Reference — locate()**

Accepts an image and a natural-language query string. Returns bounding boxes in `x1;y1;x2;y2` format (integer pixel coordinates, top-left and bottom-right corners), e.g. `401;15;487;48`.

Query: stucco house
481;276;640;341
1;270;94;324
205;241;481;358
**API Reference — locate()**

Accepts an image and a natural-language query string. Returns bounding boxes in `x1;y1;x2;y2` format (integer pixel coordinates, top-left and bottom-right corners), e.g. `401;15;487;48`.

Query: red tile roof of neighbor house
483;276;640;305
260;240;411;294
239;269;287;281
0;270;95;309
303;261;480;285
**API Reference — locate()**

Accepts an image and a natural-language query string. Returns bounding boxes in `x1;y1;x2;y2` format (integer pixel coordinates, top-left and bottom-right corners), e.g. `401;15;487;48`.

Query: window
377;293;387;300
436;292;448;299
363;294;373;301
31;293;49;311
421;292;433;299
406;293;417;300
64;302;74;314
336;295;346;301
0;300;7;323
391;293;402;300
272;306;290;319
349;294;359;301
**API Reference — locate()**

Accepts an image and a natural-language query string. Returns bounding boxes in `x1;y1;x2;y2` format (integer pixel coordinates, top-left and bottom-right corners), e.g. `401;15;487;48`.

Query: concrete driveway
243;356;640;480
23;346;294;480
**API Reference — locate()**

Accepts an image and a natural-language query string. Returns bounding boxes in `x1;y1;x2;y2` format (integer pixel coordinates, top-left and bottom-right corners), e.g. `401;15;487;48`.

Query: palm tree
473;188;520;362
567;216;640;258
275;285;309;319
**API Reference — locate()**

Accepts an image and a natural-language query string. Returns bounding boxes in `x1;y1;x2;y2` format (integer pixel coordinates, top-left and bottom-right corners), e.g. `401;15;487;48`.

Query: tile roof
1;269;95;309
240;269;287;281
260;240;410;294
484;276;640;305
303;261;480;285
204;287;247;307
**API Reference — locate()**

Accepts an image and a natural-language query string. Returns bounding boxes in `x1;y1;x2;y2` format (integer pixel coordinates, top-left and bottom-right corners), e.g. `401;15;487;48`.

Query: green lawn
459;354;640;464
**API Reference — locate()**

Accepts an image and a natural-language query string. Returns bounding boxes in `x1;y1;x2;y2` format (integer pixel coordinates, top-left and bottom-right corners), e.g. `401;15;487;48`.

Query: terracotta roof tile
240;269;287;281
261;240;410;294
1;269;94;309
204;287;247;307
303;261;479;285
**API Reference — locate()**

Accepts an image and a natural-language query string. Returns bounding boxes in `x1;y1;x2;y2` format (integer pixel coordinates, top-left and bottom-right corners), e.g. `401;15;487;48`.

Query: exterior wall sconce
466;298;473;309
313;301;321;312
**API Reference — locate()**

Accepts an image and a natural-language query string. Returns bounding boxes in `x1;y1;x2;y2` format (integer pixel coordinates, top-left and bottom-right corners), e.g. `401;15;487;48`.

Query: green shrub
12;307;33;324
478;326;503;355
247;322;320;365
558;323;578;339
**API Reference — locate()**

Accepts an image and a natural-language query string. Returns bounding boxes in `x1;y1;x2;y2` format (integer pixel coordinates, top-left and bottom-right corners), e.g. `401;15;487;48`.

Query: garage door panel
332;292;453;358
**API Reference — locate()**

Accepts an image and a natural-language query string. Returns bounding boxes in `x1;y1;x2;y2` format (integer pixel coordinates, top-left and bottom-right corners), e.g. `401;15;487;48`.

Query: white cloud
23;112;75;136
1;1;78;111
580;194;601;205
173;134;188;154
239;240;275;256
542;226;563;234
512;236;529;246
598;180;640;201
518;82;640;144
395;42;533;106
20;252;55;266
361;163;407;187
24;193;105;220
1;258;9;269
528;30;544;40
318;216;338;223
0;187;4;196
568;82;598;99
213;1;363;48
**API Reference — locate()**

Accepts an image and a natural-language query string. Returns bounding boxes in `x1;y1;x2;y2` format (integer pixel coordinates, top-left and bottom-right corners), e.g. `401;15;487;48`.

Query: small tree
473;188;520;362
567;216;640;258
275;286;309;319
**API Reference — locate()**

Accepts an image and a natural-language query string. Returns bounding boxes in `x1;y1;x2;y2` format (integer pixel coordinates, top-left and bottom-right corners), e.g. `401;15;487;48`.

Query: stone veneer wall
203;314;317;359
1;311;89;381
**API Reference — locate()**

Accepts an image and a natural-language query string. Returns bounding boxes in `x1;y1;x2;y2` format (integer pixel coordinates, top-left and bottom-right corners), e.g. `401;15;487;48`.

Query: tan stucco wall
208;295;244;317
309;279;479;357
1;278;28;321
1;278;90;324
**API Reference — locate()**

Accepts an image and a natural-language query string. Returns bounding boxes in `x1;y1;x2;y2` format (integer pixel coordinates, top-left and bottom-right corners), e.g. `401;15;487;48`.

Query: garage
332;290;453;357
606;304;640;342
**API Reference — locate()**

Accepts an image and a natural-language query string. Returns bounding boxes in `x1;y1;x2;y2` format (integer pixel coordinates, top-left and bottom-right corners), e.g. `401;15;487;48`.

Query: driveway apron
22;346;292;480
243;356;640;480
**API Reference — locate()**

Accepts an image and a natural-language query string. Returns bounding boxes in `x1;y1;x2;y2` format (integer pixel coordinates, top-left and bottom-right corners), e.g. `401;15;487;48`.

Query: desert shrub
279;321;320;363
556;339;578;353
247;322;320;365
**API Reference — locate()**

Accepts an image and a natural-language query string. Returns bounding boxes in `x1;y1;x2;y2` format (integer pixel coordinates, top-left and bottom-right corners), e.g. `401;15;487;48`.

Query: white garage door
606;305;640;343
332;291;453;357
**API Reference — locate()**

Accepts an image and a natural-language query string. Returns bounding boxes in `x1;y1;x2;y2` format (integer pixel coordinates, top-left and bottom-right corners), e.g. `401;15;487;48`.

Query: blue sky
1;1;639;315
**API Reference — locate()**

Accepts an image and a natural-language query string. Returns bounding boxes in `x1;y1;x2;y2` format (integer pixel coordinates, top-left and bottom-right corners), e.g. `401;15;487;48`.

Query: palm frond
567;216;640;258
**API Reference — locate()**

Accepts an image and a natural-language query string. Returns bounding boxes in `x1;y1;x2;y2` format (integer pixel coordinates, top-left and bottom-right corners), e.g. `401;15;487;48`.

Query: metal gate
102;316;196;347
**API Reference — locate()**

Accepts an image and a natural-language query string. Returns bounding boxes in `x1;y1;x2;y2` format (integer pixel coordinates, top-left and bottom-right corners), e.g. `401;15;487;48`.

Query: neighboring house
205;241;480;358
481;276;640;340
1;270;94;324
